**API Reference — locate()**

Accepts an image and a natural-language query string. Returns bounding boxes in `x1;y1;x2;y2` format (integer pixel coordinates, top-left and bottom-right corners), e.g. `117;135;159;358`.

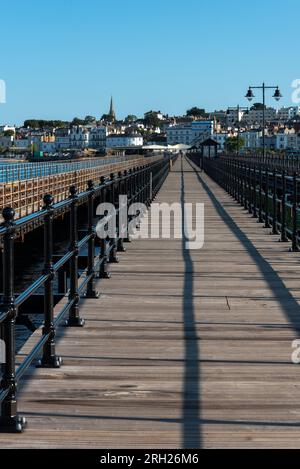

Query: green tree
100;113;114;122
4;129;15;136
84;115;96;124
24;119;69;128
125;115;138;123
186;107;208;118
71;117;85;126
225;136;245;154
250;103;266;111
144;112;161;128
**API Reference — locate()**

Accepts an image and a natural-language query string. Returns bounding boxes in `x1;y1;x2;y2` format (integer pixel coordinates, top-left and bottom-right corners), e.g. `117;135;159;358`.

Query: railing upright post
265;168;271;229
66;186;85;327
117;171;126;252
98;177;111;278
234;161;238;200
232;160;234;196
84;180;99;298
248;165;253;214
253;165;257;218
281;170;289;243
272;170;279;235
258;167;263;223
0;207;26;433
38;195;62;368
291;172;299;252
109;173;119;264
244;165;248;210
124;170;132;243
241;164;245;207
142;166;147;204
238;162;242;204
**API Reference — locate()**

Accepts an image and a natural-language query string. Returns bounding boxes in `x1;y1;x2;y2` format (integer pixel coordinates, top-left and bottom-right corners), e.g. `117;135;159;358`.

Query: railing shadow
180;157;201;449
186;156;300;333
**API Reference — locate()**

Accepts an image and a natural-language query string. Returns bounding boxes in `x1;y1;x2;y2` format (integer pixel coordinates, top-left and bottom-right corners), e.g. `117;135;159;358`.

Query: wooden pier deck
2;156;300;448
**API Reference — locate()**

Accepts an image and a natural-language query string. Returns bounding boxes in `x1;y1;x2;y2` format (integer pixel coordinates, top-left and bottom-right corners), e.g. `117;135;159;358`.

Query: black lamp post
245;83;282;159
226;105;248;156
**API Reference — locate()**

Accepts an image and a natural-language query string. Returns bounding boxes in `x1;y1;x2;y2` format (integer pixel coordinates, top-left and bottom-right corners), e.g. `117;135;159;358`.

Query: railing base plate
0;416;27;434
98;272;111;279
81;291;100;299
65;317;85;328
36;356;62;369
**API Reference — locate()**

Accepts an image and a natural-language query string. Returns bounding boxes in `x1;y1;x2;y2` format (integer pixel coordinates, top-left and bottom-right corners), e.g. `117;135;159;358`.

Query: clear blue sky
0;0;299;125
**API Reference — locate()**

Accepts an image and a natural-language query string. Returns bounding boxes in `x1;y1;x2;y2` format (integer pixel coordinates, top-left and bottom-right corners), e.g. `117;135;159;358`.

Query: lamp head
245;88;255;101
273;87;282;101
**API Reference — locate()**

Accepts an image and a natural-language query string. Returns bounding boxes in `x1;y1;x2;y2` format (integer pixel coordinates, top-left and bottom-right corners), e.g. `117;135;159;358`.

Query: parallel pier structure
0;156;158;230
1;155;300;447
0;155;173;433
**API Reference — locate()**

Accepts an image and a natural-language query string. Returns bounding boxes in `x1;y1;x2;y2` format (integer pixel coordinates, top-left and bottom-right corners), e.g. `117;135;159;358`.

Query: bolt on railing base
81;291;100;299
117;240;126;252
109;252;119;264
98;272;111;279
65;317;85;328
0;416;27;434
36;356;62;369
109;258;119;264
278;237;289;243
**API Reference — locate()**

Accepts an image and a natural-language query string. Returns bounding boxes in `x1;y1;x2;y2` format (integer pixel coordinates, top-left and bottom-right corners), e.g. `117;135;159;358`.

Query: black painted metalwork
37;194;62;368
0;156;175;432
188;153;300;251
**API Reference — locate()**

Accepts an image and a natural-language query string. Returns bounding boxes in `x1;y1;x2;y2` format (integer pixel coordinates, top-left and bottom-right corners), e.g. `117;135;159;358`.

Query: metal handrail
189;153;299;250
0;154;177;433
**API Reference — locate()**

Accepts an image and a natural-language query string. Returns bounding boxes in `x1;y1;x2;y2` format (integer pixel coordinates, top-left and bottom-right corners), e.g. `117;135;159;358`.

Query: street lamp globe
245;88;255;101
273;87;282;101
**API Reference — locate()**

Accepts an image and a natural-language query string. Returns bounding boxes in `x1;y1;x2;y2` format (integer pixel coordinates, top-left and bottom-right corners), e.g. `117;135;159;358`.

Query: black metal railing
0;155;175;433
187;150;300;175
219;151;300;174
189;154;300;253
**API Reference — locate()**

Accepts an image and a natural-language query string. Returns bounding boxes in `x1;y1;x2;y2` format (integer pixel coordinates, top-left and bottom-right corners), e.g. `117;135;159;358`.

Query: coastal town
1;97;300;159
2;0;300;457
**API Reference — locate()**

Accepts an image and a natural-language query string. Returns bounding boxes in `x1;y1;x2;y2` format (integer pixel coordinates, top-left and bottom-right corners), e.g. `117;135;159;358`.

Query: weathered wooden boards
1;156;300;448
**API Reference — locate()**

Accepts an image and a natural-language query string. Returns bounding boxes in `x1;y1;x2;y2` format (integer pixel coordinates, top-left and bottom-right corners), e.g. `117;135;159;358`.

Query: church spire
109;96;116;121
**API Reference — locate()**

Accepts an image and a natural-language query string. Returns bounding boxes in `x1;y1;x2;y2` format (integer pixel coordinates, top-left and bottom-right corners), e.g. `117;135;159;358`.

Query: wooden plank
1;156;300;448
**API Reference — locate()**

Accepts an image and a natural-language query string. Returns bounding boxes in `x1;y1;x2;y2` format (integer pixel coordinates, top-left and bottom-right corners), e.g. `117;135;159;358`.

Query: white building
69;126;89;149
0;125;15;133
89;126;107;151
240;130;263;149
14;138;30;149
40;141;56;153
211;133;231;151
275;131;300;150
144;110;164;121
277;107;300;121
242;107;277;125
167;120;214;146
226;109;246;126
0;135;14;148
55;128;71;150
106;133;143;149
